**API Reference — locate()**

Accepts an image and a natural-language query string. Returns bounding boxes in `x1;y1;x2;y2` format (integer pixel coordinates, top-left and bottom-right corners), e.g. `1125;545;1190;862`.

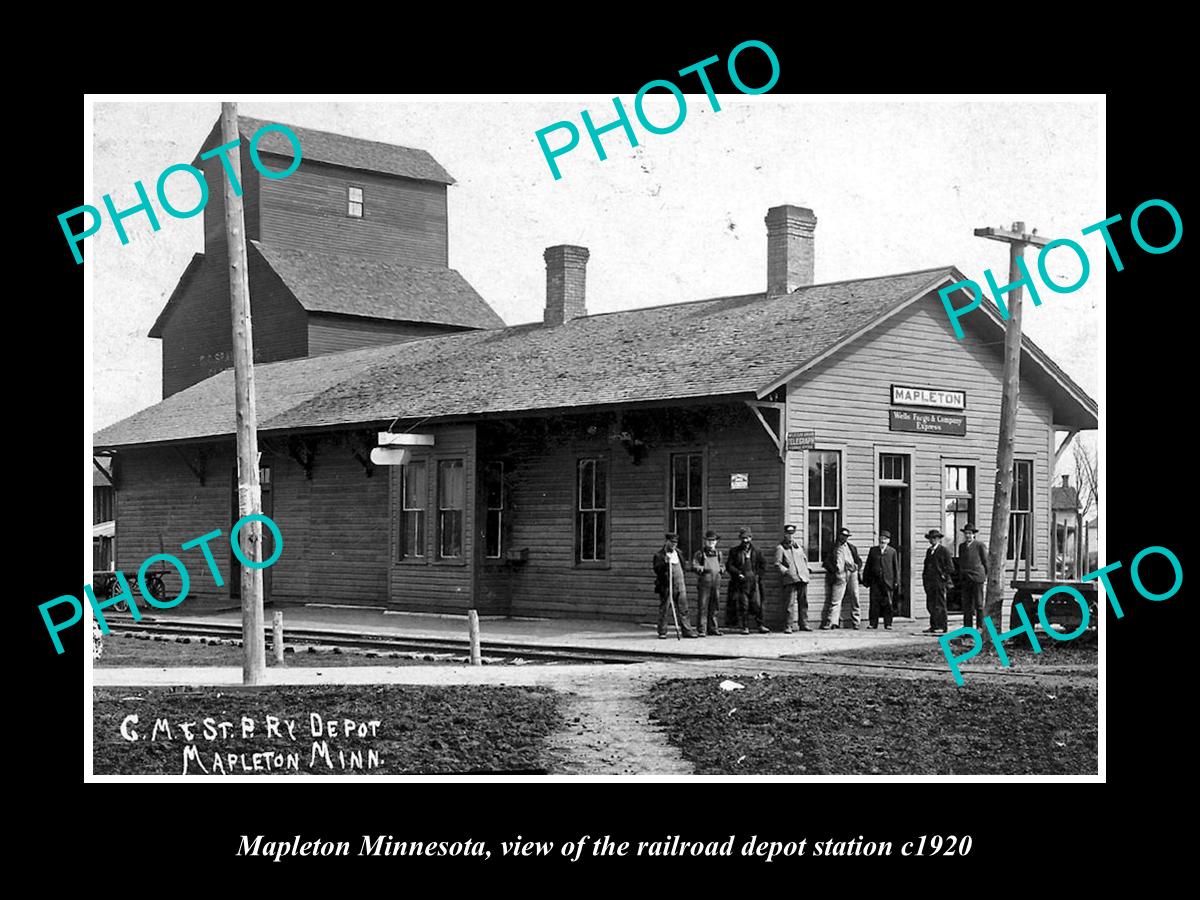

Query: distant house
1052;474;1082;580
93;120;1098;626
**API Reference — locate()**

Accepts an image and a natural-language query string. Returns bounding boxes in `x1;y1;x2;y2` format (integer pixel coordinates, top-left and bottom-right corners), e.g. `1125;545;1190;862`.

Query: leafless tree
1074;439;1098;519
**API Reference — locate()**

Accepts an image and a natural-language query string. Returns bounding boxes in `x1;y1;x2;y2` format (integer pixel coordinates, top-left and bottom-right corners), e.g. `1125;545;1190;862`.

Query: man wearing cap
727;528;769;634
821;526;863;629
957;524;989;628
774;524;810;633
690;530;724;637
921;528;954;634
863;530;901;630
653;533;699;639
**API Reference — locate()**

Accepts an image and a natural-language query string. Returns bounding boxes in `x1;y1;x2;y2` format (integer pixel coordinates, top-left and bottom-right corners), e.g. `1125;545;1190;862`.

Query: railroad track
103;618;731;666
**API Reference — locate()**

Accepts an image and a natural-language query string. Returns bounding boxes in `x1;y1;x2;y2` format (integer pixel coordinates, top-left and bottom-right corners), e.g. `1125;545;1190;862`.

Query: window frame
483;460;505;561
435;457;466;564
805;446;844;565
668;450;705;565
941;458;978;550
398;459;428;563
575;455;610;568
1008;457;1034;563
347;185;364;218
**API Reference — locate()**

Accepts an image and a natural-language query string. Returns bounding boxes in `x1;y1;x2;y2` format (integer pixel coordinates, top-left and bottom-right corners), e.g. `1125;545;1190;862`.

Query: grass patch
802;629;1097;669
93;685;562;775
649;674;1096;775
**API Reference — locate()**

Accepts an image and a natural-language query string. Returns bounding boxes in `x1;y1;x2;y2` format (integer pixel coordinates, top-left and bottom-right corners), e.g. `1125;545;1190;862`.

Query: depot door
878;453;911;616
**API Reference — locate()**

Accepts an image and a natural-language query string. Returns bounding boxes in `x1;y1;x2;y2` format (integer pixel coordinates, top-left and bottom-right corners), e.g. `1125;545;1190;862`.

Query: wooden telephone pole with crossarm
974;221;1051;624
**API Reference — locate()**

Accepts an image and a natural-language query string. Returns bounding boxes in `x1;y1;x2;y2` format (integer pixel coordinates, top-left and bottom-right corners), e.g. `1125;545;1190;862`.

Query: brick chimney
765;205;817;295
543;245;589;326
1062;475;1070;487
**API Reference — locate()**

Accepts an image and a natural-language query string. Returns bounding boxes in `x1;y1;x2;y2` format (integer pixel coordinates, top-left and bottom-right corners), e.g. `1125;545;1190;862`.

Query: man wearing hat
863;529;901;629
653;533;699;639
727;528;769;634
956;523;989;628
821;526;863;629
774;524;810;633
921;528;954;634
690;530;724;637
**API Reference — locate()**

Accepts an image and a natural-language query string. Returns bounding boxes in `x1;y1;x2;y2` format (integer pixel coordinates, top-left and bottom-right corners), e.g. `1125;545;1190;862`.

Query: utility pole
221;102;266;684
974;221;1050;624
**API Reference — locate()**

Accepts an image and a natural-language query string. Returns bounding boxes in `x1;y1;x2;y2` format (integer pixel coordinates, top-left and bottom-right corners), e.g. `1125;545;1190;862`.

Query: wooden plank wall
113;446;235;612
113;432;392;613
307;314;467;357
159;244;308;397
785;296;1056;614
387;425;477;613
200;151;261;255
258;155;448;266
473;405;787;625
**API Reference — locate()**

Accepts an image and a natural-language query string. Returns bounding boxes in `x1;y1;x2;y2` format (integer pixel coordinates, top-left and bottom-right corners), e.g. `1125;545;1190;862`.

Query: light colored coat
775;540;809;584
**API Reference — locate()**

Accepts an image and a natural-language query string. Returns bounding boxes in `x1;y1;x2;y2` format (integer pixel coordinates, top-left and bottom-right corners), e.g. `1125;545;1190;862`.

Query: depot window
437;459;465;559
577;457;608;563
348;186;364;218
1009;459;1033;562
807;450;841;563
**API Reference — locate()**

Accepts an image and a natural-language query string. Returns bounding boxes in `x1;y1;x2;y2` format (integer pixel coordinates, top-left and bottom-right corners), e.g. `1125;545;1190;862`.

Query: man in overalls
690;530;724;637
653;532;699;639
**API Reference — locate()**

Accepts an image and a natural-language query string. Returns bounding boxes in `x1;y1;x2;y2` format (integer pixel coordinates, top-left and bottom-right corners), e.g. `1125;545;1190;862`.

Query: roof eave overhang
756;267;1098;431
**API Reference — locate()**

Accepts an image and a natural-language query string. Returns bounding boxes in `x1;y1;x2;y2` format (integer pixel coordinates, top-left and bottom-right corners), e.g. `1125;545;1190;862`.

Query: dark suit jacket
863;545;900;590
652;547;686;595
822;540;862;578
726;544;765;584
922;543;954;585
957;539;989;584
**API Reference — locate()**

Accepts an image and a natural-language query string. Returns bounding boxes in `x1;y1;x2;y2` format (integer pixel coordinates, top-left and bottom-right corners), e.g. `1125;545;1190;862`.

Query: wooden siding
471;406;788;625
159;245;308;397
113;432;391;612
387;425;477;613
784;295;1057;613
200;152;261;255
307;314;467;357
258;155;448;266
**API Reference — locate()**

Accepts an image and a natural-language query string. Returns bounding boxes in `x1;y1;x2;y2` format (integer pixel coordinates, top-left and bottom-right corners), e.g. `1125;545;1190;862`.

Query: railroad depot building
93;118;1097;627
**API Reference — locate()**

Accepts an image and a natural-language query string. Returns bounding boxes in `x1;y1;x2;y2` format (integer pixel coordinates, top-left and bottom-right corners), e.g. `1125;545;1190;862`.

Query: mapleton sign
890;384;966;410
890;384;967;436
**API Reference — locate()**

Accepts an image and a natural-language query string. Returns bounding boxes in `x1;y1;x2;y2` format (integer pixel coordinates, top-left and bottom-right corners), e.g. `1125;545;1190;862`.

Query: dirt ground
93;685;562;775
96;633;504;668
648;631;1098;776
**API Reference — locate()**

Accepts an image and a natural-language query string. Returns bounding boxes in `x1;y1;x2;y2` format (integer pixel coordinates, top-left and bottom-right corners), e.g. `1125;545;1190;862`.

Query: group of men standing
652;521;991;637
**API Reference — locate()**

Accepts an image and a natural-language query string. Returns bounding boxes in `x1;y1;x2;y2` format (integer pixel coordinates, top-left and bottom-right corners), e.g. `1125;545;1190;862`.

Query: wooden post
974;222;1051;624
468;610;481;666
273;610;284;665
221;102;266;685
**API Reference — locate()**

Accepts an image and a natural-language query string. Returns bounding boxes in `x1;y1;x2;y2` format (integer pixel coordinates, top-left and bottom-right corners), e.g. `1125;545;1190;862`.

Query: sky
88;97;1101;459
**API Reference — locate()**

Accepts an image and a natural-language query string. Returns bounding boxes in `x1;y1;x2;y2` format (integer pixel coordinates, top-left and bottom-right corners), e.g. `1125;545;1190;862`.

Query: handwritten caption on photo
940;544;1182;684
44;513;282;654
120;711;382;775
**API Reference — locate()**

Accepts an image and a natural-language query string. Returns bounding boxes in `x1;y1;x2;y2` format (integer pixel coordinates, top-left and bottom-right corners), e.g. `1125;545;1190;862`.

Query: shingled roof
193;115;455;185
148;242;502;337
254;242;503;328
96;265;1098;449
